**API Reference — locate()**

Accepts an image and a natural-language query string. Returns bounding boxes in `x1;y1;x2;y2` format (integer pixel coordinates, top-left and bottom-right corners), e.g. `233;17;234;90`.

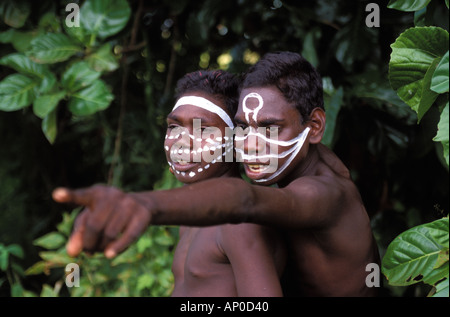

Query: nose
235;128;270;163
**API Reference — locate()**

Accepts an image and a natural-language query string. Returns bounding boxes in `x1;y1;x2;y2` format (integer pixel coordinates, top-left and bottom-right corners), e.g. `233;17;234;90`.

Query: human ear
307;108;326;144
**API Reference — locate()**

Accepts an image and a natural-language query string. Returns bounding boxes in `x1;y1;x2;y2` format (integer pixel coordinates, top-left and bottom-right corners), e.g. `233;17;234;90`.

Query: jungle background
0;0;448;297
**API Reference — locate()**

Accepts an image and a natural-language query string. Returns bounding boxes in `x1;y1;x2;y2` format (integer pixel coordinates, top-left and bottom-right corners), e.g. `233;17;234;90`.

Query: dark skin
62;91;286;297
165;91;285;296
53;85;380;296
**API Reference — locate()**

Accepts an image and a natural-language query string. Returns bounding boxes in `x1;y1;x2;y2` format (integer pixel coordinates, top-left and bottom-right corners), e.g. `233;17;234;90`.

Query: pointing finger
104;208;150;259
66;210;88;257
52;187;94;206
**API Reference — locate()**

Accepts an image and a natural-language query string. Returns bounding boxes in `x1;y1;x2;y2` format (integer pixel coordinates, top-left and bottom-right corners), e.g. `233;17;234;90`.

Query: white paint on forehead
242;92;264;123
172;96;234;128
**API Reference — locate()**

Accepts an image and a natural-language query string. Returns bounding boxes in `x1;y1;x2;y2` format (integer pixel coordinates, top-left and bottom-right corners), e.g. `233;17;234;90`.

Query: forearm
131;177;254;226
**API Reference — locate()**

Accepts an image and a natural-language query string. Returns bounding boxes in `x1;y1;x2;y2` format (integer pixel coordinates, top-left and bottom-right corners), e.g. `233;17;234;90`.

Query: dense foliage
0;0;448;297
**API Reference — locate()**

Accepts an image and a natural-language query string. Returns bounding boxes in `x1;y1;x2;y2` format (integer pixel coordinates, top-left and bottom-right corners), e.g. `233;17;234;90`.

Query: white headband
172;96;235;129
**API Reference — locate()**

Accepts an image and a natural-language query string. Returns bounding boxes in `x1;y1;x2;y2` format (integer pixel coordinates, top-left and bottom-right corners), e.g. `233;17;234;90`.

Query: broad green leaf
382;217;449;286
389;27;449;111
0;0;31;28
33;232;66;250
86;43;119;72
63;16;89;45
0;53;47;78
416;57;440;121
0;74;37;111
431;50;449;94
27;33;82;64
41;109;58;144
0;28;42;52
80;0;131;40
68;80;114;116
433;278;449;297
433;102;449;166
387;0;431;11
62;61;101;92
0;53;57;93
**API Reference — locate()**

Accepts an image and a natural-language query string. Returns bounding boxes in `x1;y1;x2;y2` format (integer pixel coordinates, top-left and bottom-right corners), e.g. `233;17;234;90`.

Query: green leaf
41;110;58;144
40;284;58;297
27;33;82;64
332;22;377;72
433;102;449;166
322;80;343;148
24;261;46;276
433;278;449;297
0;0;31;28
38;251;72;265
68;80;114;116
137;274;154;291
34;232;66;249
0;249;8;271
0;28;43;52
86;43;119;72
56;209;80;237
0;53;57;93
6;244;24;259
389;27;449;111
387;0;431;11
62;61;101;92
0;74;37;111
0;53;48;78
80;0;131;40
33;91;65;119
416;57;440;121
431;50;449;94
382;217;449;286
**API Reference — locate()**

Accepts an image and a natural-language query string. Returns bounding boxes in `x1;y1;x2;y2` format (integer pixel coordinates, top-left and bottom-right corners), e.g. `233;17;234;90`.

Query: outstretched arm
53;175;340;257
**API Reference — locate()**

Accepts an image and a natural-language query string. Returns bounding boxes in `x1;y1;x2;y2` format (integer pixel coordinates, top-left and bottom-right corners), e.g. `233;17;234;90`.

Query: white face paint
172;96;234;128
237;92;310;183
242;92;264;123
164;96;234;179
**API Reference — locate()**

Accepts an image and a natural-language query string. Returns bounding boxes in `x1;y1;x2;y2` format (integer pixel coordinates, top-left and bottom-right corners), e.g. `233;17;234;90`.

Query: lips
171;160;198;172
244;163;273;179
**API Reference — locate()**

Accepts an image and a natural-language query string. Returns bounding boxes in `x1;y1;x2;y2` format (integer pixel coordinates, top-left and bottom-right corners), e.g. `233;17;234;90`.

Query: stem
107;0;144;185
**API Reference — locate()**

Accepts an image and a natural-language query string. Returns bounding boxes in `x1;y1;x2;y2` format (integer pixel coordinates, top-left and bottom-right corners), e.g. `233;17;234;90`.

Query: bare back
281;144;380;296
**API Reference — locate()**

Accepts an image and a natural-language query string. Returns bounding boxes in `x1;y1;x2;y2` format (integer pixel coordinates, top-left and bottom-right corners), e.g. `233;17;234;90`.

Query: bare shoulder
218;223;279;252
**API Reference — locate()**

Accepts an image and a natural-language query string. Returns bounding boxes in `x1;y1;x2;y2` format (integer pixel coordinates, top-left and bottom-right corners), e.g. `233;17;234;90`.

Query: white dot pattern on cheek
165;132;233;179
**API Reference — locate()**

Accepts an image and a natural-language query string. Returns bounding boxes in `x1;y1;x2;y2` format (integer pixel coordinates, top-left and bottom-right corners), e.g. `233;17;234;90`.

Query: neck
277;144;319;187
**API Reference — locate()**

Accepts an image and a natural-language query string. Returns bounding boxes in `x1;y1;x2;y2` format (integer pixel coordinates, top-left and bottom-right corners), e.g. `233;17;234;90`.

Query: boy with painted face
54;52;380;296
165;70;285;296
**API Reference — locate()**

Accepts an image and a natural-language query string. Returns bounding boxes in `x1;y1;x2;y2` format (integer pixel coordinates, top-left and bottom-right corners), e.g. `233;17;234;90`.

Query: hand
52;184;151;258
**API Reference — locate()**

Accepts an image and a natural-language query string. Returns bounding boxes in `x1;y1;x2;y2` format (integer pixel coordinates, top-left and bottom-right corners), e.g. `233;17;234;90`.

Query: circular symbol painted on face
242;92;264;124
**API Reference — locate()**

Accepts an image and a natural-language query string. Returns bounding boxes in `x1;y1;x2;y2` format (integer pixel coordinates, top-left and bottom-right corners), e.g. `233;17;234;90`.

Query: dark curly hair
241;52;324;123
175;70;241;116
